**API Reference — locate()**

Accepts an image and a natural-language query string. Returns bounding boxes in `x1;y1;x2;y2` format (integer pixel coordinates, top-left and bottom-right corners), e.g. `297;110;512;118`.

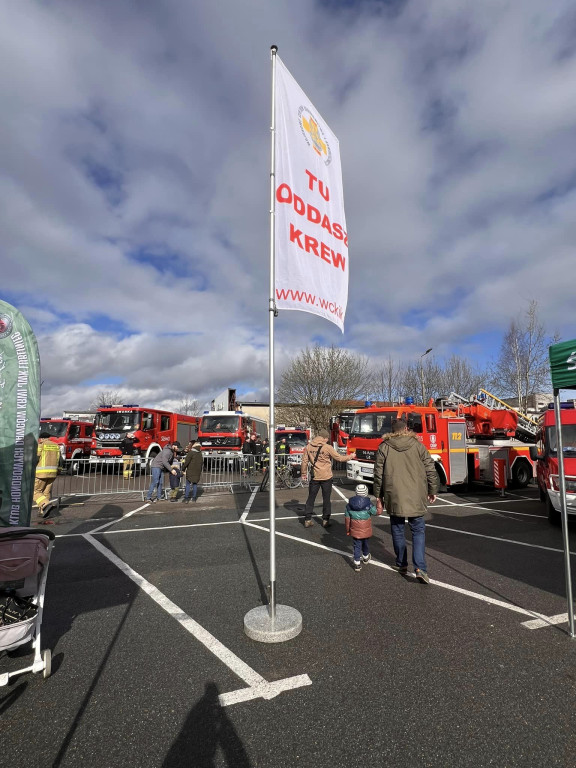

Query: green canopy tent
549;339;576;638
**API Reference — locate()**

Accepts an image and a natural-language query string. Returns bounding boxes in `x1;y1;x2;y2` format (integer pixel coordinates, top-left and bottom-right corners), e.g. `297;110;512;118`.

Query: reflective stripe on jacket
36;441;60;477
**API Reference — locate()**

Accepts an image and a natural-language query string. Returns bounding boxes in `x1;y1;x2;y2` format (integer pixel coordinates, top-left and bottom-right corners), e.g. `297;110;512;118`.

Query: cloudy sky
2;0;575;416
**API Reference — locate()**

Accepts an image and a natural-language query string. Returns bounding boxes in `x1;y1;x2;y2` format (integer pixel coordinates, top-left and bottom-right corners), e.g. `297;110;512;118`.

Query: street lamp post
419;348;433;404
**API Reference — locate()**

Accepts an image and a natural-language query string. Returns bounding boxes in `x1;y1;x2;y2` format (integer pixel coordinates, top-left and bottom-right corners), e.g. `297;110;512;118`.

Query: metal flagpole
268;44;278;620
553;389;575;637
243;46;302;643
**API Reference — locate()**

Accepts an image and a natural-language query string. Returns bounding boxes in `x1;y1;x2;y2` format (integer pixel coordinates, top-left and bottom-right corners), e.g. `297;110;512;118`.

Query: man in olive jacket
373;419;438;583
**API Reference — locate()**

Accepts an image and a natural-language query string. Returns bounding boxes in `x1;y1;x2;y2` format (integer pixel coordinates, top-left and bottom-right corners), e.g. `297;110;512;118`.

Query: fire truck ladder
446;392;471;407
478;389;540;442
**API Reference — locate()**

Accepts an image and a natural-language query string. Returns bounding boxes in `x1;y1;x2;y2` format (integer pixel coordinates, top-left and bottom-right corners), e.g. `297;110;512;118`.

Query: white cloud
2;0;575;415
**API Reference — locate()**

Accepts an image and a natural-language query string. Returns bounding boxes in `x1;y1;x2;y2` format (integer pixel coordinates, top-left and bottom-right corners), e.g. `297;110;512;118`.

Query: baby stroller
0;527;56;686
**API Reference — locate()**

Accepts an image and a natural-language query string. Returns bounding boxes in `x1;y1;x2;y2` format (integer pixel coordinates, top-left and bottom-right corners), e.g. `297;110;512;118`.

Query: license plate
362;466;374;477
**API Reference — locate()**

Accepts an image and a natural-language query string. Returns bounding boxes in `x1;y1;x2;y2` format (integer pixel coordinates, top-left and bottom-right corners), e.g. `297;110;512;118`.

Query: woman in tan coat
301;429;356;528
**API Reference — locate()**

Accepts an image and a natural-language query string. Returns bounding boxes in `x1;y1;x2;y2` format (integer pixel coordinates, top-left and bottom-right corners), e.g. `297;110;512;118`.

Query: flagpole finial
271;45;278;53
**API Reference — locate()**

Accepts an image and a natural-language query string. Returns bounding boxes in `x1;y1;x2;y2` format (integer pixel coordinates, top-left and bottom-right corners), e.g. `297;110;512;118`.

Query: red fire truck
329;410;357;453
90;405;200;465
536;402;576;525
275;425;311;463
346;389;538;491
198;410;268;458
39;418;94;470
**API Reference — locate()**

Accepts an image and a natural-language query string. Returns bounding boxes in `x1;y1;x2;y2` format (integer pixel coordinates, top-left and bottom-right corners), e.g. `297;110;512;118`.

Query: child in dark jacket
345;484;380;572
168;453;183;502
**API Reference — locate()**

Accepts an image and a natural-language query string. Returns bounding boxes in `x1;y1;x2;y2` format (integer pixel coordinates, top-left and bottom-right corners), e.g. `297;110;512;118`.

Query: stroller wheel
42;649;52;679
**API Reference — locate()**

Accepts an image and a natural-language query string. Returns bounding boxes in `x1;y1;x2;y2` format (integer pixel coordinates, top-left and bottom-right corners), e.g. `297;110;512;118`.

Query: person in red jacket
345;484;380;571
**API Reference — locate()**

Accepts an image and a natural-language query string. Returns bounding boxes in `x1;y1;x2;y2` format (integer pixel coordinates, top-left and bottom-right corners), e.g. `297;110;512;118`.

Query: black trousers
304;478;333;520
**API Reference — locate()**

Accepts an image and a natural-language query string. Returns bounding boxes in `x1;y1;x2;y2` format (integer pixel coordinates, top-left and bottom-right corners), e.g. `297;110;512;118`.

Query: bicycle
260;461;308;491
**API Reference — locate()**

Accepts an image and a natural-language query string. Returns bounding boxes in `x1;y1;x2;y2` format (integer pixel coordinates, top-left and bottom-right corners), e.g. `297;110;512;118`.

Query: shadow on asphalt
0;681;28;716
310;483;576;606
45;533;140;767
232;493;268;606
424;492;575;601
33;500;129;528
162;682;251;767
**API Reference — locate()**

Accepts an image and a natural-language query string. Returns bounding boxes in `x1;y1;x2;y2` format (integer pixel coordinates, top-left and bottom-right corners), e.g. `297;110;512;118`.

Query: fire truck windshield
276;431;308;449
547;425;576;458
351;412;398;438
40;422;68;438
339;414;355;432
95;412;140;431
201;416;239;433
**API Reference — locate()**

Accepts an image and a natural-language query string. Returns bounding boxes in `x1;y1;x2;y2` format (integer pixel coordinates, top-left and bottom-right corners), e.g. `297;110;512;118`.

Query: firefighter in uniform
277;437;290;466
262;439;270;472
34;432;61;518
120;432;139;478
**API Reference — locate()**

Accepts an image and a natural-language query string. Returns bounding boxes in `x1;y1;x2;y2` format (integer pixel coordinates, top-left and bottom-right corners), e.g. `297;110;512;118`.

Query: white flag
274;57;348;332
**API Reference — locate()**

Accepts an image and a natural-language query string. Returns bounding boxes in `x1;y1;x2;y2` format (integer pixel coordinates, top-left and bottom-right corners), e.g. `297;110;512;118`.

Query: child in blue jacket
345;484;380;572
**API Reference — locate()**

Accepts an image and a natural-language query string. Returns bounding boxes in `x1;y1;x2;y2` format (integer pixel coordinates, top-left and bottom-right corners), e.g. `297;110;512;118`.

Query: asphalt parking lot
3;478;576;768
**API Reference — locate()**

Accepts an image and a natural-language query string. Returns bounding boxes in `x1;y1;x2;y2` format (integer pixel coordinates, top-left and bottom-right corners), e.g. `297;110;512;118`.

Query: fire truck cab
275;425;311;464
329;411;356;454
537;402;576;525
91;405;199;465
346;402;468;489
198;410;268;458
39;418;94;470
346;392;537;491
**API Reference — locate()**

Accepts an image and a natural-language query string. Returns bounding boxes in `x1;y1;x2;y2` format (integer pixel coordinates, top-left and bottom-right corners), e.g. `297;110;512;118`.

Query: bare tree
490;300;556;411
438;355;487;399
372;356;404;403
276;345;372;432
371;354;488;406
90;389;125;409
178;396;201;416
400;358;444;404
275;403;310;428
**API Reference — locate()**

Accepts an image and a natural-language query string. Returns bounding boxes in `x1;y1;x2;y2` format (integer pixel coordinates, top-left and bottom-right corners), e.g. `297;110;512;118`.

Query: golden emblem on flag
298;106;332;165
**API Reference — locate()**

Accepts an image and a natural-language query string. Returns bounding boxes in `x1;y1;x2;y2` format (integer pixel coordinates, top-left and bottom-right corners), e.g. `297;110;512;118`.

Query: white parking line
460;498;533;506
521;613;569;630
218;675;312;706
240;489;258;523
241;521;552;625
332;486;349;502
61;493;568;638
426;523;576;555
89;503;150;534
81;499;311;707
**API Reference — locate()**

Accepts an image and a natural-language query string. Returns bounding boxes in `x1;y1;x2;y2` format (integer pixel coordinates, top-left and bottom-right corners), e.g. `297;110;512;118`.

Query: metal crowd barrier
52;455;255;503
52;458;149;502
50;452;350;505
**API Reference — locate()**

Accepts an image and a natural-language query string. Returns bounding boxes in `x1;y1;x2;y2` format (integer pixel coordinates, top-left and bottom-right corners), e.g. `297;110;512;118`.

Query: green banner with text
0;301;41;526
549;339;576;390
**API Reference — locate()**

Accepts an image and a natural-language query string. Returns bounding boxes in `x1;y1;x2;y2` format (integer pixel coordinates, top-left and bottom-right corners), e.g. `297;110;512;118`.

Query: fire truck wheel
511;462;531;489
146;451;159;474
546;495;560;526
435;467;447;494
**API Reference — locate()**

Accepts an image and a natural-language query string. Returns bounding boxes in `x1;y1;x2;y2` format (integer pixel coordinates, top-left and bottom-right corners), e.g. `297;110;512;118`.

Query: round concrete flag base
244;605;302;643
